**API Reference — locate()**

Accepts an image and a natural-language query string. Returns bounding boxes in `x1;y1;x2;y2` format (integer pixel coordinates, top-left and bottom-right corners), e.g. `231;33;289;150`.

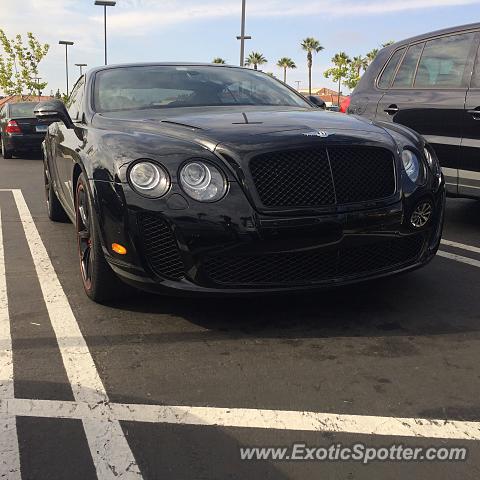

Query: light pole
94;1;116;65
59;41;74;96
75;63;88;76
236;0;251;67
295;81;301;91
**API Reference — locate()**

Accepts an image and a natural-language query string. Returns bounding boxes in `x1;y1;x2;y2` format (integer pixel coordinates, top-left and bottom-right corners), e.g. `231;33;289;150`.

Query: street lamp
236;0;251;67
75;63;88;76
59;40;74;96
295;81;302;91
94;1;116;65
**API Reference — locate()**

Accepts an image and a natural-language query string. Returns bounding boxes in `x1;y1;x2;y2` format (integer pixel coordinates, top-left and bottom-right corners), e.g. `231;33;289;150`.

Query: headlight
402;150;425;185
424;148;434;169
128;161;170;197
180;161;227;202
424;146;441;176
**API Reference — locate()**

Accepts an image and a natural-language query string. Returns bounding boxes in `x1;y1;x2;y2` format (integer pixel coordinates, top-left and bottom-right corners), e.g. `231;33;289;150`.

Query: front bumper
93;179;445;296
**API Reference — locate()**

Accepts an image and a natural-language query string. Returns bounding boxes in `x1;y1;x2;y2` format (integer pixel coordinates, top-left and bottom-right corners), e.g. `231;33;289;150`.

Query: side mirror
34;100;74;129
307;96;326;109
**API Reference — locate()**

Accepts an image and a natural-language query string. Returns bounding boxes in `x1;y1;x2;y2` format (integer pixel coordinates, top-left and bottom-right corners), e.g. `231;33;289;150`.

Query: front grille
204;235;424;286
249;149;335;207
249;146;395;208
138;214;185;280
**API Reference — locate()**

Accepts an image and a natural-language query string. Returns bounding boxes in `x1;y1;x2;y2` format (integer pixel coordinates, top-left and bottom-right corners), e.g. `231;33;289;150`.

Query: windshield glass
93;65;309;112
9;103;36;117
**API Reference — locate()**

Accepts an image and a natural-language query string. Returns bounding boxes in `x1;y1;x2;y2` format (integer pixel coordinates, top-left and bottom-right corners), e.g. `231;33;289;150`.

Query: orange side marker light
112;243;127;255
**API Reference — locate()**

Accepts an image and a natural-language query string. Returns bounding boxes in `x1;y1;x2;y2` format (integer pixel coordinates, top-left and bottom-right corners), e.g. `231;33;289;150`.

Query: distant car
0;102;48;159
348;22;480;199
35;63;444;303
339;97;350;113
326;105;340;112
307;95;327;109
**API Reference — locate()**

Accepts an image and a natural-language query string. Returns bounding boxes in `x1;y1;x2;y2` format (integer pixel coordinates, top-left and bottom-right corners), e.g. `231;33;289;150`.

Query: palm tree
212;57;226;64
276;57;297;83
245;52;268;70
301;37;324;95
351;55;368;77
381;40;395;48
366;48;379;66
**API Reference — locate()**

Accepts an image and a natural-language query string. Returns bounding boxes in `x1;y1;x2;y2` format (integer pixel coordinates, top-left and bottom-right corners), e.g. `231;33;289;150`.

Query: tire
75;173;127;303
44;161;69;222
1;137;13;159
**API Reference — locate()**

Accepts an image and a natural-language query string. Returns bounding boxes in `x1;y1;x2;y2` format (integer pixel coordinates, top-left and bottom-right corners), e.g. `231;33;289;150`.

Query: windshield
9;103;36;117
93;65;310;112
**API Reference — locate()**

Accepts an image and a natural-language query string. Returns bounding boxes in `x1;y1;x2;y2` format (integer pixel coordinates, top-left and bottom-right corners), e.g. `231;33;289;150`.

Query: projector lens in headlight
128;161;170;197
402;150;424;184
180;161;227;202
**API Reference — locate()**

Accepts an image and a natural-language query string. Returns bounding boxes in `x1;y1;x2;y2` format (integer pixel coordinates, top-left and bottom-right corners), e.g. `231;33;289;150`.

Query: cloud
100;0;480;34
1;0;479;94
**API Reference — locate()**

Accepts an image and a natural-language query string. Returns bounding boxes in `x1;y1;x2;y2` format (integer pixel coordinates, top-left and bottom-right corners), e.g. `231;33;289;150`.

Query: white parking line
0;209;21;479
2;187;480;479
441;239;480;255
1;397;479;441
10;191;142;479
437;251;480;269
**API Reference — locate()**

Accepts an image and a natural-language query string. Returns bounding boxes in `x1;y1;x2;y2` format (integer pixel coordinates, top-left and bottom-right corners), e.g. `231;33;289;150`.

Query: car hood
93;106;394;151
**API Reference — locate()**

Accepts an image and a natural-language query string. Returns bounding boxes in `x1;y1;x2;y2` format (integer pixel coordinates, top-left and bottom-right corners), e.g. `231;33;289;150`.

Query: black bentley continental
34;63;445;303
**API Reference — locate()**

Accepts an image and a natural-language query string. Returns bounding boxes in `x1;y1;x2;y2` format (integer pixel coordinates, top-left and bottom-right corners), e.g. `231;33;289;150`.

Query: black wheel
1;137;13;159
75;174;126;303
44;161;69;222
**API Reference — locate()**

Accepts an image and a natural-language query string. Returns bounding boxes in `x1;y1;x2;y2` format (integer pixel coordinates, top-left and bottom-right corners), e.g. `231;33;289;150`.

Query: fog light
411;201;433;228
112;243;127;255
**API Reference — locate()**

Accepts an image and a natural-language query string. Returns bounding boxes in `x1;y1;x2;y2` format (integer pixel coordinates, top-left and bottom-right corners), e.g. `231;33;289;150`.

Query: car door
56;77;86;212
461;40;480;197
376;32;479;195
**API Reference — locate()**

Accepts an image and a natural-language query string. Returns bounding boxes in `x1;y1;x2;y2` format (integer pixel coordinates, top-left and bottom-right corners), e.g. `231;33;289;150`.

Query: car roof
392;22;480;48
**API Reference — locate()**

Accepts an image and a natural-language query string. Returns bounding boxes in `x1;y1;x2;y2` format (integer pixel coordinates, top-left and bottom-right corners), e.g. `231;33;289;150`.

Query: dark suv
348;22;480;199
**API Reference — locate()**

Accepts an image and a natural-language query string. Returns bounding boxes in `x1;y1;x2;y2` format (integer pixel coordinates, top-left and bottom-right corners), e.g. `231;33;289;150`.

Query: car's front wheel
75;174;127;303
1;137;13;159
44;161;69;222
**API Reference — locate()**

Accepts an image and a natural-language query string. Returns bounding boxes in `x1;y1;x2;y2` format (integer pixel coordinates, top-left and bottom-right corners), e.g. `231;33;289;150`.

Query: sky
1;0;480;96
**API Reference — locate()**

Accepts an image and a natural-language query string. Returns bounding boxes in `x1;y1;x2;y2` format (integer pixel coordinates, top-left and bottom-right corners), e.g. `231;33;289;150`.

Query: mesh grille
249;146;395;208
249;149;335;207
139;214;185;280
204;235;424;286
329;147;396;204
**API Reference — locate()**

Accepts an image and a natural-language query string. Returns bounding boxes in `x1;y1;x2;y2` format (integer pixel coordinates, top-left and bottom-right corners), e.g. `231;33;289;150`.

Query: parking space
1;156;480;479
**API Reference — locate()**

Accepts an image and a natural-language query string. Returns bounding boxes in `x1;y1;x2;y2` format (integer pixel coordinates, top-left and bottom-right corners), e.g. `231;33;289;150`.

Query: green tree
276;57;297;83
0;30;49;97
212;57;226;64
323;52;351;106
245;52;268;70
301;37;324;95
345;55;368;90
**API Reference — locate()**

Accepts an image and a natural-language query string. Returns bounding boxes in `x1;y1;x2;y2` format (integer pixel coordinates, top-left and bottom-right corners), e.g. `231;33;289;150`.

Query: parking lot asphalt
0;154;479;479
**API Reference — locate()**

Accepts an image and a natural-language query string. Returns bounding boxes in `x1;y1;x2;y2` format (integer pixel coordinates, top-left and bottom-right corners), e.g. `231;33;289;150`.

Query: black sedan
0;101;48;158
35;63;445;303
